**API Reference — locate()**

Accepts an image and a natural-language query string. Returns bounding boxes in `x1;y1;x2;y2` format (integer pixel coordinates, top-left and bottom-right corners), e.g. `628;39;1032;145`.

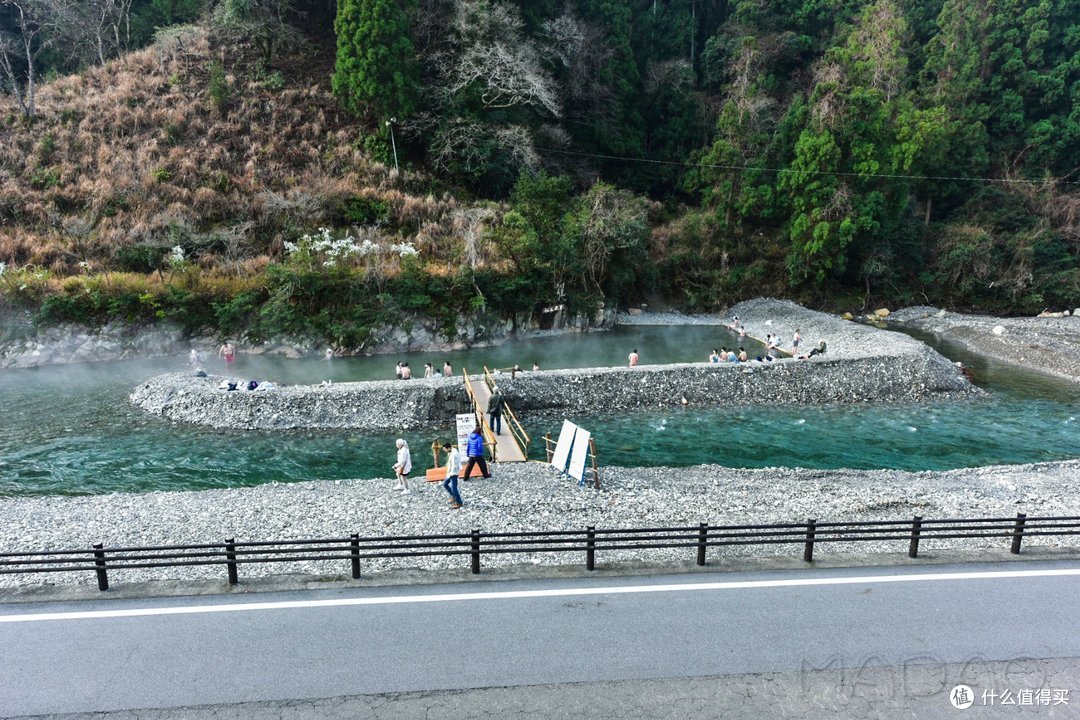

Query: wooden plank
466;374;527;463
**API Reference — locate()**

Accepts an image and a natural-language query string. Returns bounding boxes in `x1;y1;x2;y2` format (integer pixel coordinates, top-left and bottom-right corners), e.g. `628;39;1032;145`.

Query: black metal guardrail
1;513;1077;591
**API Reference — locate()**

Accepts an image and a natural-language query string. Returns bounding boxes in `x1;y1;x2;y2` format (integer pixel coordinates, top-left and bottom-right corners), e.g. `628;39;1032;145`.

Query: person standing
395;362;404;379
628;349;639;367
462;425;491;480
218;340;235;366
401;363;412;379
487;385;504;435
392;438;412;493
443;360;453;377
441;441;464;509
424;363;433;378
792;329;802;356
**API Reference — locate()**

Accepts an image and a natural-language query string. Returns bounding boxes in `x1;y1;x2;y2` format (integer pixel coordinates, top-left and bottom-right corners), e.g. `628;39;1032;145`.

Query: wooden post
908;516;923;558
1011;513;1027;554
350;534;361;579
589;438;600;490
544;433;552;464
803;519;817;563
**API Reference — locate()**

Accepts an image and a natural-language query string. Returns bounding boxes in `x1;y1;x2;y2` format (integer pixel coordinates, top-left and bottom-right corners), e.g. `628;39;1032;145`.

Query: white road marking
2;567;1078;624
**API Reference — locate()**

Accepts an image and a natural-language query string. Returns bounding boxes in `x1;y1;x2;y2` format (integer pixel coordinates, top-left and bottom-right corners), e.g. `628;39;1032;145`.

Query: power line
535;146;1080;186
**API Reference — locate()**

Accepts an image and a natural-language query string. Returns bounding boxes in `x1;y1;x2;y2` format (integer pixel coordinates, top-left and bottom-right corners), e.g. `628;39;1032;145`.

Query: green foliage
208;60;230;114
114;245;169;273
338;195;392;226
332;0;419;123
4;0;1080;324
28;167;60;190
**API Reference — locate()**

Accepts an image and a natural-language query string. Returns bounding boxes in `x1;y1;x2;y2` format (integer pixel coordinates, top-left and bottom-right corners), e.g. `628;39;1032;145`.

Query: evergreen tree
333;0;420;123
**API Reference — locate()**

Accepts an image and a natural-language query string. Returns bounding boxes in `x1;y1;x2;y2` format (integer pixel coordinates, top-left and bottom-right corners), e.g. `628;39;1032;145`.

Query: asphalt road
2;561;1079;717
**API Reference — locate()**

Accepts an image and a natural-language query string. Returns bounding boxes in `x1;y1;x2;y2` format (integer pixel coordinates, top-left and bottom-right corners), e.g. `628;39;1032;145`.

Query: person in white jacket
441;441;464;508
392;438;412;493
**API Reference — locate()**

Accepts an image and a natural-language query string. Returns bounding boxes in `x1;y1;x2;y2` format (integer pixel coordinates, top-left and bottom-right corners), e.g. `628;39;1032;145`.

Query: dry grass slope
0;26;493;278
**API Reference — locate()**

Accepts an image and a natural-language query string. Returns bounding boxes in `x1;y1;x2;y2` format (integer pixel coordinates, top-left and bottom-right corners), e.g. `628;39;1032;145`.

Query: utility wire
535;146;1080;186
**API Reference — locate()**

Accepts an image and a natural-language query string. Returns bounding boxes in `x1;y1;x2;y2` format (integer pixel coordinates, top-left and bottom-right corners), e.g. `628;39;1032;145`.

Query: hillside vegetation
1;0;1079;348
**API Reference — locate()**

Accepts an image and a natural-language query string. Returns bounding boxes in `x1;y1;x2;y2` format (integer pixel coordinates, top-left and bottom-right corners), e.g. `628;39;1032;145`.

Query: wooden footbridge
462;367;530;462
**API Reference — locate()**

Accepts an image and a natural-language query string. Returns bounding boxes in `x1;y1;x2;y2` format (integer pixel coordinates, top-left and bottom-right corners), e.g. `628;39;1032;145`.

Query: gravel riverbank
1;460;1076;590
890;306;1080;383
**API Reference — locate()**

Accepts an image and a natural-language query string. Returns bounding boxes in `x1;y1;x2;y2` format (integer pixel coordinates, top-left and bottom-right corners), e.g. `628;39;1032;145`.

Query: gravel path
2;460;1076;590
890;306;1080;383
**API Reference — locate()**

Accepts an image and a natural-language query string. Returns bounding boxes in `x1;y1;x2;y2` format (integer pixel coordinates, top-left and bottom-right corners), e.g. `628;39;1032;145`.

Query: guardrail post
350;534;361;579
697;523;708;566
1011;513;1027;554
92;543;109;591
586;526;596;571
803;519;816;563
908;516;923;558
225;538;238;585
471;529;481;574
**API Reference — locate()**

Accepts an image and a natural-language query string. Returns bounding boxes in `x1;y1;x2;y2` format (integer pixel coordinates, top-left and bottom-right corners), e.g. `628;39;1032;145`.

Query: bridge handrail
482;366;530;455
1;513;1065;589
461;367;498;461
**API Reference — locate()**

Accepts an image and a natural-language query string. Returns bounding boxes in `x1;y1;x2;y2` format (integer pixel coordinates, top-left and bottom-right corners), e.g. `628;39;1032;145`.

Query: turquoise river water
0;325;1077;496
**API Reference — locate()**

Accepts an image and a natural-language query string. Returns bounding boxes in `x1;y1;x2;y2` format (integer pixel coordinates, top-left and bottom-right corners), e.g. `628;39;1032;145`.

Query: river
0;324;1076;496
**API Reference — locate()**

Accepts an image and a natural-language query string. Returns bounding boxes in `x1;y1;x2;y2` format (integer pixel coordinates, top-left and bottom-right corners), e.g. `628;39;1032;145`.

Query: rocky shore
890;306;1080;383
2;459;1077;590
130;298;978;431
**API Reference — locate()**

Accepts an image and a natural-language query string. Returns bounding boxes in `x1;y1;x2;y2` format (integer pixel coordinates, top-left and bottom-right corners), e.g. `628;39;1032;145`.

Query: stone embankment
890;306;1080;383
130;298;978;431
2;459;1077;590
131;374;471;431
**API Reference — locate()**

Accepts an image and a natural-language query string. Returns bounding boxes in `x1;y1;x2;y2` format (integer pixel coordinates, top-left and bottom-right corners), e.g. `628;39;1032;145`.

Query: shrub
208;60;230;114
29;167;60;190
114;245;168;273
339;196;392;226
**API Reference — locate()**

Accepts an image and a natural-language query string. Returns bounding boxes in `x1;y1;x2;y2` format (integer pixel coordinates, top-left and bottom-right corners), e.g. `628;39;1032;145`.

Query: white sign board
456;413;476;454
550;419;576;472
567;428;591;482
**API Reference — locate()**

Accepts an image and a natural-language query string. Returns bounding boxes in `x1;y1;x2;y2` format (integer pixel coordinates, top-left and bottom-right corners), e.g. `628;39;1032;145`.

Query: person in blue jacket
461;425;492;480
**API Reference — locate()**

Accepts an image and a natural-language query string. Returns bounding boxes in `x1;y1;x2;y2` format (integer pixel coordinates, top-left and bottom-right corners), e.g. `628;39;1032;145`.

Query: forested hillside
1;0;1078;346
